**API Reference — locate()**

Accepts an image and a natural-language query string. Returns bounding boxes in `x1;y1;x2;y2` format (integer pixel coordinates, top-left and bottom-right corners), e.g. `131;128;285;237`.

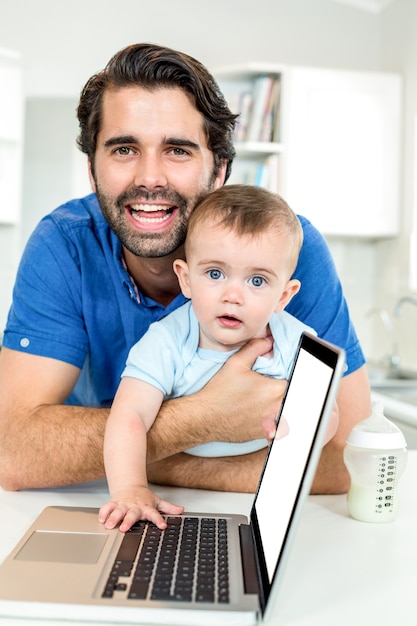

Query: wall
0;0;381;98
0;0;413;368
368;0;417;370
321;0;417;371
20;98;84;245
0;225;20;342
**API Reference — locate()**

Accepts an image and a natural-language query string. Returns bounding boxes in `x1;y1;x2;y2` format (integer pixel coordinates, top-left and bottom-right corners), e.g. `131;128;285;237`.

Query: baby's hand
99;486;184;532
262;415;290;443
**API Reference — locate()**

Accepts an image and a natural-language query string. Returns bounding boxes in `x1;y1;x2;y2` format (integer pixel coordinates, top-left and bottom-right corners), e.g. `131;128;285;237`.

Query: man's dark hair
77;43;237;181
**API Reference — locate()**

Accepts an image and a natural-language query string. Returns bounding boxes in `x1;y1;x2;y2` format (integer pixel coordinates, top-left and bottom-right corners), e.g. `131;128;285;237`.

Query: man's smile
129;204;176;224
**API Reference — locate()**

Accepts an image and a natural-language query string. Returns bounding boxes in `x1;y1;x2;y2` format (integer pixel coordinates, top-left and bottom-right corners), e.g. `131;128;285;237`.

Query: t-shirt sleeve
122;323;178;397
2;217;88;368
286;216;365;375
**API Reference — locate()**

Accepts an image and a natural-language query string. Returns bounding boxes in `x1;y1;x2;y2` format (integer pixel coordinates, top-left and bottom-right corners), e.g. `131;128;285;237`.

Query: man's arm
148;449;268;493
0;341;369;494
148;365;372;495
310;364;371;494
0;347;107;490
0;339;285;490
146;338;287;464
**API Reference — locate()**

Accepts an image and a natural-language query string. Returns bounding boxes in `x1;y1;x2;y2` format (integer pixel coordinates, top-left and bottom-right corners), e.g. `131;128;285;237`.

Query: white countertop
0;453;416;626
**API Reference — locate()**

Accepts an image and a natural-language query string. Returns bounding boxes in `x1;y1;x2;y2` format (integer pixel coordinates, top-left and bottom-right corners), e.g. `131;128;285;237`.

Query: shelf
214;62;286;80
216;65;283;169
234;141;284;156
215;62;401;237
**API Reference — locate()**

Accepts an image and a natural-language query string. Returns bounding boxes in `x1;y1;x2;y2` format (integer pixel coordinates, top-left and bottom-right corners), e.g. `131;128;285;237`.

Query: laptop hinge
239;523;260;596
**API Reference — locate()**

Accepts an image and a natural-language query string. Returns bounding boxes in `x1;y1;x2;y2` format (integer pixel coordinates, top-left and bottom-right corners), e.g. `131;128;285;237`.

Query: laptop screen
251;333;344;600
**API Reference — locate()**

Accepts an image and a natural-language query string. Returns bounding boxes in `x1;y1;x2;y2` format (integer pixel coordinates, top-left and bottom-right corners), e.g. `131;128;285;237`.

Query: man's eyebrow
103;136;201;150
103;135;137;148
164;137;201;150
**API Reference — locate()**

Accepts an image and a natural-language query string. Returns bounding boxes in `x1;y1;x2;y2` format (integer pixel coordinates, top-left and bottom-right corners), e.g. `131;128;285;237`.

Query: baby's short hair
186;184;303;274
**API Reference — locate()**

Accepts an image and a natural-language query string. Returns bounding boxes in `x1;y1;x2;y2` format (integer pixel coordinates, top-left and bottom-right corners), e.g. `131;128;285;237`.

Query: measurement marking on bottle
374;455;397;512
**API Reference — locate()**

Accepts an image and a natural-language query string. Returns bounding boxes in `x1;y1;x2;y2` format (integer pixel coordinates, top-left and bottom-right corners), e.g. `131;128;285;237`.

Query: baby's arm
99;377;184;532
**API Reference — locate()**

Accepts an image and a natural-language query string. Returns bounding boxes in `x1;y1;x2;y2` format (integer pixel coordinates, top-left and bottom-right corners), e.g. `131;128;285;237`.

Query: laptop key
128;581;149;600
102;516;230;604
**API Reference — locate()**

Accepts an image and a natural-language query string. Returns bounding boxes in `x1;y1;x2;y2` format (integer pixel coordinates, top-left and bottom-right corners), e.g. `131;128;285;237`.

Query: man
0;43;371;494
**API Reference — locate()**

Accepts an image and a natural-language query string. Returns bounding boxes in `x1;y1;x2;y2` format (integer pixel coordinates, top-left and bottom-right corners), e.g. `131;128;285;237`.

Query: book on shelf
228;161;271;189
261;78;281;143
234;91;253;141
232;74;281;143
254;163;270;188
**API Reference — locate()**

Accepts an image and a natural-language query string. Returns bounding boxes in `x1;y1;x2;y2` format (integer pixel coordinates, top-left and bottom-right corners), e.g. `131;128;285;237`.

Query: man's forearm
147;394;221;463
310;437;349;494
147;358;286;464
0;404;109;490
310;365;372;495
149;367;373;496
148;449;268;493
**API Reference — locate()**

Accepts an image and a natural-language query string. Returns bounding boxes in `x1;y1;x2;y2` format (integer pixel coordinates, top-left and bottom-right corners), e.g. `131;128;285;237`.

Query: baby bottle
343;401;407;523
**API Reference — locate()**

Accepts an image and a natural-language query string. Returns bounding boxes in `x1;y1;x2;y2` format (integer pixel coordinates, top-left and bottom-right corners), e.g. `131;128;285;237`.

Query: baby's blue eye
250;276;265;287
208;269;224;280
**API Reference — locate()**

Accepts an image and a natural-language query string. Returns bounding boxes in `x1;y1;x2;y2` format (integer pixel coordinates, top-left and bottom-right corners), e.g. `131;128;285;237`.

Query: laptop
0;332;345;625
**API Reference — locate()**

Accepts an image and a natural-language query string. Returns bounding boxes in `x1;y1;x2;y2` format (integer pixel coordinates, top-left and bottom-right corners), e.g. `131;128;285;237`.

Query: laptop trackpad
14;531;108;564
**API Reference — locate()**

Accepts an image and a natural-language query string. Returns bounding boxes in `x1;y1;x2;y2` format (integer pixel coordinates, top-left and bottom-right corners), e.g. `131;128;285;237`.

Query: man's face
90;86;226;258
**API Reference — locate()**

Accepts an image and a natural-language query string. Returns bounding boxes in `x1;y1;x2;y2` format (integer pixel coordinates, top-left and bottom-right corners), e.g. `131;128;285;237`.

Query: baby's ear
274;279;301;312
173;259;192;298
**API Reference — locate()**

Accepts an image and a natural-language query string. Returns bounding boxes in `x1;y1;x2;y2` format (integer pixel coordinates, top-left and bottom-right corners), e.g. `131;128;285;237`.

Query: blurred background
1;0;416;373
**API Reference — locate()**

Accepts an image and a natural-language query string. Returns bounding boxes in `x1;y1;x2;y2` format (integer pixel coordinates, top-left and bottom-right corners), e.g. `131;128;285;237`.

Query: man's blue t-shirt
2;193;365;407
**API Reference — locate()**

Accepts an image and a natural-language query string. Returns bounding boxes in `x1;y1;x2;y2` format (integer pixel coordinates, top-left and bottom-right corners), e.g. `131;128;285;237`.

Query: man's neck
123;247;184;307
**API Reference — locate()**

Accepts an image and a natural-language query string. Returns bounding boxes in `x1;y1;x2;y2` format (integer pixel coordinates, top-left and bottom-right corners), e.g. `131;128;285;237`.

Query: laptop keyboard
102;516;230;603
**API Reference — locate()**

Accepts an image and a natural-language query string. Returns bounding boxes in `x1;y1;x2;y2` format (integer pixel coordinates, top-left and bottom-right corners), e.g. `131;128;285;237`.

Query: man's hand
0;338;285;491
149;366;372;496
262;415;290;442
147;337;287;462
0;342;372;495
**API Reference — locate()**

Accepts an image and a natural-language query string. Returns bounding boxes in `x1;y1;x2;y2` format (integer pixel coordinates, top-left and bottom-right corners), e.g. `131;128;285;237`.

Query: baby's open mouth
218;315;242;328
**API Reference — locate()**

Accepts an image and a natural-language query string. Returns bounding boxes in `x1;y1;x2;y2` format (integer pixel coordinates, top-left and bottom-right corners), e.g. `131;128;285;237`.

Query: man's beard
95;184;212;258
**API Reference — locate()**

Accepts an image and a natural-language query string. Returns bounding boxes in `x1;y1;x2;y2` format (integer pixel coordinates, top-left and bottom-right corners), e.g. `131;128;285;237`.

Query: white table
0;452;416;626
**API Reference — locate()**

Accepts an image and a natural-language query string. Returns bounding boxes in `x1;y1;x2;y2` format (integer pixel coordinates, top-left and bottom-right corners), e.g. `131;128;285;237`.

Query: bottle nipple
346;401;407;449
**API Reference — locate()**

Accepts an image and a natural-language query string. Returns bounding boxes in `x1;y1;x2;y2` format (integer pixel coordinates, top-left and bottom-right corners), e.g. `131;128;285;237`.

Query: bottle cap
346;401;407;450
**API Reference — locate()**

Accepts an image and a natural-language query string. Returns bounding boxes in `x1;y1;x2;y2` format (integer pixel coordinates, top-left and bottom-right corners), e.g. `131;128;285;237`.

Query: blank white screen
254;348;333;581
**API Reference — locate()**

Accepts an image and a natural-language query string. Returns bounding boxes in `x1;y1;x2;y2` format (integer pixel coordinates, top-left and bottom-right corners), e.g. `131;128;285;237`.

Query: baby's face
181;222;296;351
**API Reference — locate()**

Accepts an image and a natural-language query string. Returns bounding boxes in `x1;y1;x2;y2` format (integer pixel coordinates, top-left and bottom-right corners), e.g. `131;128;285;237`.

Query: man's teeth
131;204;168;212
132;213;171;223
130;204;172;223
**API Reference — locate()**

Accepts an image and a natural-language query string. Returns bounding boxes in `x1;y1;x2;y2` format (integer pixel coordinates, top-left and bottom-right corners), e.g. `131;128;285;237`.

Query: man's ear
212;160;228;190
274;279;301;312
88;158;96;192
173;259;192;298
